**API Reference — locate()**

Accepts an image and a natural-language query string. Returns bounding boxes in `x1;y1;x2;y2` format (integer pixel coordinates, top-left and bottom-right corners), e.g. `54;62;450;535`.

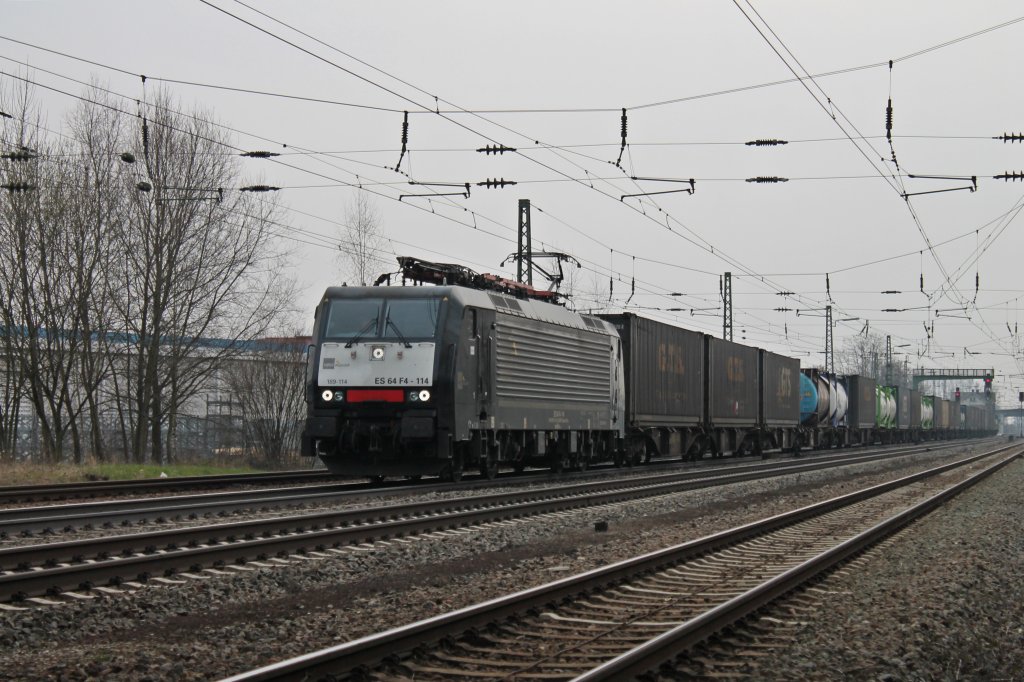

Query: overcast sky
3;1;1024;403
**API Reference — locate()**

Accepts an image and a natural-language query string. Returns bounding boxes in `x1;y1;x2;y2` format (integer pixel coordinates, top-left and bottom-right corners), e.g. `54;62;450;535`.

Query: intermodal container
706;336;759;426
909;388;921;428
895;386;911;429
844;375;877;430
760;350;800;427
599;313;704;427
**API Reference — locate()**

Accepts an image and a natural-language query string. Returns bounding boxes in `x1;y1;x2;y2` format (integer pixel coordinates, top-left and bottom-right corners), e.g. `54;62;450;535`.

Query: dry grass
0;460;268;486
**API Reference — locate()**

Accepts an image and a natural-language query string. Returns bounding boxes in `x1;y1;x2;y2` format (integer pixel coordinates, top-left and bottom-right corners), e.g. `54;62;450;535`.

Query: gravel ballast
0;442;1019;681
746;454;1024;681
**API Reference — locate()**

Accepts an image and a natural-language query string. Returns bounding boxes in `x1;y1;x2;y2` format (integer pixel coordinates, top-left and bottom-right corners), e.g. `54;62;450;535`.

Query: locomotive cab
302;287;451;476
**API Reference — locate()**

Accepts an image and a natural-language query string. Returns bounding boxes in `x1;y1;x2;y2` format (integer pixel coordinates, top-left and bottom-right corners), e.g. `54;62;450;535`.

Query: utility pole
722;272;733;341
825;305;834;376
885;335;893;385
517;199;532;286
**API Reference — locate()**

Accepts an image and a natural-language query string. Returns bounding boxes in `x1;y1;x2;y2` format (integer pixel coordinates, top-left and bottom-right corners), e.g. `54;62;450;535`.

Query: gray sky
4;1;1024;403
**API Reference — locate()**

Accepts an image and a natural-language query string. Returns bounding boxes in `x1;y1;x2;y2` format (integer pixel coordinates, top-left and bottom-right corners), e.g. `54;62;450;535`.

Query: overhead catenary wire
6;7;1015;368
1;66;744;331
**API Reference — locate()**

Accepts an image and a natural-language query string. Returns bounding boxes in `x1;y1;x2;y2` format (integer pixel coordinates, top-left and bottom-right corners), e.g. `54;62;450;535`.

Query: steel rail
1;441;1001;604
0;437;991;508
0;469;338;504
0;440;969;577
0;440;977;536
216;443;1020;681
576;449;1022;680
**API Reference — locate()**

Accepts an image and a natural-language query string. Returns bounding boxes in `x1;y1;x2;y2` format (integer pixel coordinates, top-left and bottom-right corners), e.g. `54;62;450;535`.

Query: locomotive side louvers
494;318;611;404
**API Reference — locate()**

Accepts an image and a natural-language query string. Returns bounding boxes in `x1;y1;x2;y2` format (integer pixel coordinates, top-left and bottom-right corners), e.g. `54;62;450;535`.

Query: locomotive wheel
447;450;465;482
371;475;386;484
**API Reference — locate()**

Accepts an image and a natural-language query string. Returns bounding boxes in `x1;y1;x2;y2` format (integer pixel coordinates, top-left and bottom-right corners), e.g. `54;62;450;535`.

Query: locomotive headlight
371;347;385;360
418;390;431;402
321;389;334;402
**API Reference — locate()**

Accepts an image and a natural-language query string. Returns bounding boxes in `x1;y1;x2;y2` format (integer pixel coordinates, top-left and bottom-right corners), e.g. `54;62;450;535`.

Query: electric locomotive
301;257;626;480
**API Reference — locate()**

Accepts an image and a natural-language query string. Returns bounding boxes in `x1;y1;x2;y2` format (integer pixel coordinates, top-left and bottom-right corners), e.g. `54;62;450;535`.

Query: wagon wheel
480;451;499;480
550;443;570;474
577;452;590;472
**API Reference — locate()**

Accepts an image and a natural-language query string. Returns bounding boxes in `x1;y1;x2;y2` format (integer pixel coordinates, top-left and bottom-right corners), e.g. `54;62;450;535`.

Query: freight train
301;257;998;479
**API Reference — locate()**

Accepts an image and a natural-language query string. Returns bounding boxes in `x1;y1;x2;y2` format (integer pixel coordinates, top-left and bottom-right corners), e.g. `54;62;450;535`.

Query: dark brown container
895;386;911;429
706;336;759;426
844;375;876;429
760;350;800;426
598;313;704;427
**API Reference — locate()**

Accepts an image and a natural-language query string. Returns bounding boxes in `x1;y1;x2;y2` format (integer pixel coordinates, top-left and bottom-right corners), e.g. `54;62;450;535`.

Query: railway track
219;442;1021;681
1;437;991;509
0;440;982;537
0;468;338;505
0;440;993;604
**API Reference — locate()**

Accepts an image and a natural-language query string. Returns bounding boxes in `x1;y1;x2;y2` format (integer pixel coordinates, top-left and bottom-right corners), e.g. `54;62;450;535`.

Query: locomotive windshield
323;297;440;340
383;299;440;339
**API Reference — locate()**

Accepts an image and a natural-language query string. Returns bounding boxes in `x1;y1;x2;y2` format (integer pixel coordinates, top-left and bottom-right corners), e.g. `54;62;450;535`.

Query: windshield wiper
386;317;413;348
344;318;378;348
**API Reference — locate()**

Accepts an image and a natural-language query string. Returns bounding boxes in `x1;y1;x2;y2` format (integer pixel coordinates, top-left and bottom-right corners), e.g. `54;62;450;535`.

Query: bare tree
0;330;25;463
222;337;307;468
0;80;94;463
0;83;32;462
566;267;611;313
1;86;127;463
64;88;129;462
337;192;387;285
837;332;909;386
109;90;294;464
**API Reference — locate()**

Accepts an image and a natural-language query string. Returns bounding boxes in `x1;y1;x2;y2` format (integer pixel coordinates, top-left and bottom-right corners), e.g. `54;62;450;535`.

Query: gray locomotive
301;258;624;480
